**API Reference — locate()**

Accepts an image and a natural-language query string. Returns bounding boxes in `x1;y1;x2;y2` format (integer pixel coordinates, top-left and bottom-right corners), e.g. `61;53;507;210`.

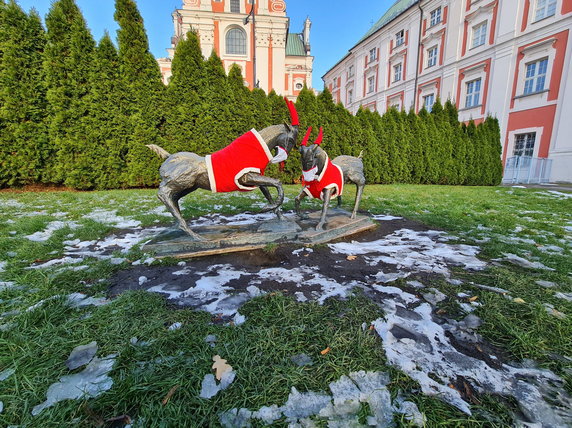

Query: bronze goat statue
295;127;365;230
147;99;300;240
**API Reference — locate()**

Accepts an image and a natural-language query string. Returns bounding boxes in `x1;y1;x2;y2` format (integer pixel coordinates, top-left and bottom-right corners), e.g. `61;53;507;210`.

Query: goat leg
316;188;333;231
294;189;309;219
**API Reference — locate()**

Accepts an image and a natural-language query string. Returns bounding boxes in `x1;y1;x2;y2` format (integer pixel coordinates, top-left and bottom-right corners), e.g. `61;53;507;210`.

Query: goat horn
314;126;324;146
284;97;299;126
301;127;312;146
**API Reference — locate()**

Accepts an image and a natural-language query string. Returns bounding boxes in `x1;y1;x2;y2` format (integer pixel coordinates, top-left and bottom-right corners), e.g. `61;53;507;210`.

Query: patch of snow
0;368;15;381
329;229;486;278
32;354;117;416
371;214;403;221
233;312;246;325
25;221;79;242
168;322;182;331
372;298;572;425
545;191;572;199
84;209;141;228
555;292;572;302
66;342;98;370
497;253;555;271
29;227;165;269
138;276;148;286
199;371;236;399
536;280;557;288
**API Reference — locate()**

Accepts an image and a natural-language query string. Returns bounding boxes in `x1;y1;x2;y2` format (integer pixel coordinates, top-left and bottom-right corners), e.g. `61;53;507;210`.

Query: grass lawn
0;184;571;427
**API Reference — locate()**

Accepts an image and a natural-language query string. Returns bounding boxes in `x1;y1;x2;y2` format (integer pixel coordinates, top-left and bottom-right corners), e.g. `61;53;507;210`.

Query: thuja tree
84;33;128;189
0;1;47;187
43;0;95;186
115;0;165;187
163;31;204;154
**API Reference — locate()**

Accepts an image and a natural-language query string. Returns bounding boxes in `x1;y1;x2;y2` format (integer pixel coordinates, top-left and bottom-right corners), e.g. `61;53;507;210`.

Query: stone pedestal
142;210;375;259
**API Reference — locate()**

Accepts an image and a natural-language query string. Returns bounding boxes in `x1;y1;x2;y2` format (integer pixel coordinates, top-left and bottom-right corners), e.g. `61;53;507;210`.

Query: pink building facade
323;0;572;182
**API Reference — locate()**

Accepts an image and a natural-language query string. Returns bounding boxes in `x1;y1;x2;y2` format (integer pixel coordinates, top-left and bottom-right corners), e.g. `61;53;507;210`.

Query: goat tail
357;150;364;159
146;144;170;159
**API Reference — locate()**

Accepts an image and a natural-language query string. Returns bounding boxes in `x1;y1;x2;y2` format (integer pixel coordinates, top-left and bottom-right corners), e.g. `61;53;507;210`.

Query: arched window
226;28;246;55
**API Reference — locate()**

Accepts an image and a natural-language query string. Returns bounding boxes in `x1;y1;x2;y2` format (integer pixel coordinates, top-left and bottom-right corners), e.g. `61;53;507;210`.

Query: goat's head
299;127;324;182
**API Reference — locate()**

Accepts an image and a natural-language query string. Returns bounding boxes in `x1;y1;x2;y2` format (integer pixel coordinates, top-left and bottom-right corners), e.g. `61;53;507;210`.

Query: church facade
157;0;314;100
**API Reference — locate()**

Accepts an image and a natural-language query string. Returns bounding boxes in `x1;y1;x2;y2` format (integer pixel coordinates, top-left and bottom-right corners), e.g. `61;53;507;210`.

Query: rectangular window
230;0;240;13
430;7;442;27
393;63;402;82
369;48;377;62
513;133;536;157
472;22;487;48
348;65;355;78
465;78;482;108
427;46;438;68
423;93;435;111
368;76;375;93
396;30;404;47
535;0;557;21
524;58;548;94
348;90;353;104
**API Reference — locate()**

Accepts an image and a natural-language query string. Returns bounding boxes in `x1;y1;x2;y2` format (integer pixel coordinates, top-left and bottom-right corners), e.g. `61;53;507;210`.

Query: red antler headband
284;97;299;126
300;127;312;146
314;127;324;146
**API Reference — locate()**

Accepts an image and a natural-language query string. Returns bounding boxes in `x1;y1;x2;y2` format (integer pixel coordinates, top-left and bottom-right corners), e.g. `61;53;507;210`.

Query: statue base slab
142;210;375;259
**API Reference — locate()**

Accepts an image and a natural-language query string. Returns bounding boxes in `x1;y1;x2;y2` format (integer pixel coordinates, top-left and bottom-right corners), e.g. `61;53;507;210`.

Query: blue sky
16;0;394;89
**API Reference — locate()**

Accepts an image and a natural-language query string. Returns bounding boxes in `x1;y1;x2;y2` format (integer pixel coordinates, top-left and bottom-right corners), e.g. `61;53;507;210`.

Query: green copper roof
357;0;419;44
286;33;306;56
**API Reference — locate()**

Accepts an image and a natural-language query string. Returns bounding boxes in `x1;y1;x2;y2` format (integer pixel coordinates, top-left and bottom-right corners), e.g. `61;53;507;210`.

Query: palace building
157;0;314;100
322;0;572;183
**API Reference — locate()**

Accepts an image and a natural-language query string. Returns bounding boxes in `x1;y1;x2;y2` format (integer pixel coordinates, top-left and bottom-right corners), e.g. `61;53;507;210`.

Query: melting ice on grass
371;286;572;426
29;227;165;270
147;264;356;317
328;228;486;278
83;209;142;228
25;221;79;242
219;370;425;427
32;354;117;416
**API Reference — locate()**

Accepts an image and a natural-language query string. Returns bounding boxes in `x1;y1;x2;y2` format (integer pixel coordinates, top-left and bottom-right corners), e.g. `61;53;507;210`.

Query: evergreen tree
418;108;440;183
164;31;204;154
0;2;47;187
464;120;478;185
43;0;95;186
115;0;165;186
85;32;128;189
444;100;466;184
226;64;255;138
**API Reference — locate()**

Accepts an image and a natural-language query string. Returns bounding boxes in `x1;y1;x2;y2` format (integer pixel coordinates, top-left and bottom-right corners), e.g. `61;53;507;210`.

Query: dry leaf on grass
161;385;179;406
320;347;331;355
212;355;233;380
513;298;526;304
468;296;479;302
346;255;358;261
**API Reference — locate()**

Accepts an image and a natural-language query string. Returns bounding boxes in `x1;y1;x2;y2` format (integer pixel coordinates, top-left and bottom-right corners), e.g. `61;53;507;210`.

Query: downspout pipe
413;0;424;111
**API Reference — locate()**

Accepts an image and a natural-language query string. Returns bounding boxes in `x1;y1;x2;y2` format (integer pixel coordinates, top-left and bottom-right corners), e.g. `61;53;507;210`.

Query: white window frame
369;48;377;62
534;0;558;21
465;78;482;108
396;30;404;47
430;7;442;27
506;127;543;159
423;93;435;111
348;65;355;79
367;76;375;93
225;27;247;55
230;0;241;13
471;22;487;49
427;46;438;68
347;89;354;104
523;57;548;95
393;63;402;82
513;132;536;157
388;95;402;111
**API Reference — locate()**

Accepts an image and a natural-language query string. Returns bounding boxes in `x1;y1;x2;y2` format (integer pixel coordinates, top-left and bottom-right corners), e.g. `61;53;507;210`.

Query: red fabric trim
208;131;271;192
302;159;344;200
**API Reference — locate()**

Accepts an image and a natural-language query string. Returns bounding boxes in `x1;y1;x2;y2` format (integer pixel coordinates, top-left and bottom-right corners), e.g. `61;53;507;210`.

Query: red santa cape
205;129;273;193
302;157;344;200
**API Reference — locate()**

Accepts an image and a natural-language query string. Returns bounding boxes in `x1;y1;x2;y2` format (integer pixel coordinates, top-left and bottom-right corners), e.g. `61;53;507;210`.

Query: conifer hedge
0;0;503;189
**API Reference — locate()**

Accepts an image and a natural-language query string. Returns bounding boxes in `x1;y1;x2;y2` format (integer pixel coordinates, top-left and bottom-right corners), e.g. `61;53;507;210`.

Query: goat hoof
350;213;357;219
315;223;324;231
